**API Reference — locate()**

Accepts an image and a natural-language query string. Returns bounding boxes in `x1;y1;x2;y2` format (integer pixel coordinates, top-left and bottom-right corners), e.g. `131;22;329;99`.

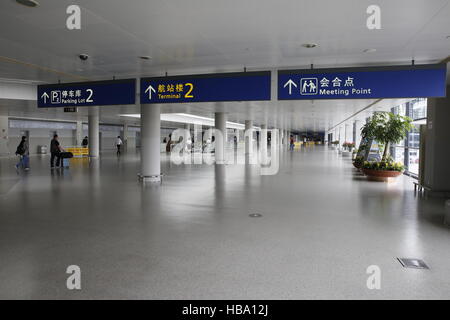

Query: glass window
393;103;407;116
408;149;420;175
408;125;420;148
389;99;427;178
410;98;427;120
393;147;405;164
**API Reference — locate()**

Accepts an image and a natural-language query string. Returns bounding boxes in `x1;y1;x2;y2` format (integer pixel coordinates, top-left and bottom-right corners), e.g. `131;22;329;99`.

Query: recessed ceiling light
363;48;377;53
301;43;318;48
139;56;152;60
16;0;39;7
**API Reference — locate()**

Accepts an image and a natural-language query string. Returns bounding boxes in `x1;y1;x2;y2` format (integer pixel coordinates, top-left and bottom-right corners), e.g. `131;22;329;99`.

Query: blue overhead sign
278;64;446;100
140;71;271;104
37;79;136;108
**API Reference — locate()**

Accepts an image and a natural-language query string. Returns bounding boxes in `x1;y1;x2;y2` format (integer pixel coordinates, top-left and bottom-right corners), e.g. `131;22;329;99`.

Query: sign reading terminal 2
37;79;136;108
278;64;447;100
140;71;271;104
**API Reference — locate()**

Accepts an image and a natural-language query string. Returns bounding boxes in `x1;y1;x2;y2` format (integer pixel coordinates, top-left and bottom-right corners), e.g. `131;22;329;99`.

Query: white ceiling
0;0;449;131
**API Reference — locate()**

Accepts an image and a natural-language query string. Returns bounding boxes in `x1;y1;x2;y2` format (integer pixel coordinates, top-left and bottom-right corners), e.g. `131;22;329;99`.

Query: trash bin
445;200;450;226
38;145;47;154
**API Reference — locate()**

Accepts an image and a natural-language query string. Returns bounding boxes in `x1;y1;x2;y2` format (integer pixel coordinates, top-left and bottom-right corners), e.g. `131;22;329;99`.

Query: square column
345;123;352;143
244;120;253;155
88;107;99;157
123;123;129;151
260;124;268;163
424;92;450;195
0;115;8;156
75;120;83;146
193;124;202;151
354;120;363;149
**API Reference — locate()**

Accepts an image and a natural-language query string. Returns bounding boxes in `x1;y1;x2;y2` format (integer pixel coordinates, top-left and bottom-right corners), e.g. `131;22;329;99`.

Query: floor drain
249;213;263;218
397;258;429;269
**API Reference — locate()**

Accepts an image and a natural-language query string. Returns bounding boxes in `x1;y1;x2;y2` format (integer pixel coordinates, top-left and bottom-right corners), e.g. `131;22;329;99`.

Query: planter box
362;168;402;181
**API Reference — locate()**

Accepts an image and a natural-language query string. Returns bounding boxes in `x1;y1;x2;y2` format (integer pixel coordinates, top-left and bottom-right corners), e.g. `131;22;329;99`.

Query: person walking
15;136;30;171
50;134;64;169
115;136;123;156
289;135;295;151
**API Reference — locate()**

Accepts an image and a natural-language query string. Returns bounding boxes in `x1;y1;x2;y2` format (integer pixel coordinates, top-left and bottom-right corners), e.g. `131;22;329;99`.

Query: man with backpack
15;136;30;171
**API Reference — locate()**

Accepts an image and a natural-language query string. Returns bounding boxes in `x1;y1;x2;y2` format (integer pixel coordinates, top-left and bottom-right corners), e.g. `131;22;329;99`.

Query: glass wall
391;98;427;177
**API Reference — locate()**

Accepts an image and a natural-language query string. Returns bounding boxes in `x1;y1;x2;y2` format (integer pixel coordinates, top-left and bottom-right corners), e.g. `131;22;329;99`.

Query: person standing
15;136;30;171
50;134;63;169
165;134;172;153
115;136;123;155
82;136;88;148
289;135;295;151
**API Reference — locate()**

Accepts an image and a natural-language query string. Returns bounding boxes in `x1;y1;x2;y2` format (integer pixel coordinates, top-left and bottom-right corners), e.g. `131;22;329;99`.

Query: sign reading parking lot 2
37;79;136;108
278;64;447;100
140;71;271;104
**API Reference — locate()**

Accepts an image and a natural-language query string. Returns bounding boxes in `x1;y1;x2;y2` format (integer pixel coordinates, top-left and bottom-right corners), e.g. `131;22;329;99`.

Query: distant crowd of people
13;131;303;172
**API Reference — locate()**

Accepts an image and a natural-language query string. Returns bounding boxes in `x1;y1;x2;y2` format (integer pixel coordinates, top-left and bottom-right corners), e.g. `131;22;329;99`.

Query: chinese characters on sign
141;71;271;104
278;64;446;100
146;82;194;101
37;79;136;108
299;76;360;96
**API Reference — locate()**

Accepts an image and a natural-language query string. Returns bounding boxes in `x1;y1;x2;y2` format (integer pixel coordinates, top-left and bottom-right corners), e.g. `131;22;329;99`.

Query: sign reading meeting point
278;64;446;100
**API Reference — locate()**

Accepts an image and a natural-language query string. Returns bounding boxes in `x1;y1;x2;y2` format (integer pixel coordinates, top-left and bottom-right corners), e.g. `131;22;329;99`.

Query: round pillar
140;104;161;182
215;112;227;164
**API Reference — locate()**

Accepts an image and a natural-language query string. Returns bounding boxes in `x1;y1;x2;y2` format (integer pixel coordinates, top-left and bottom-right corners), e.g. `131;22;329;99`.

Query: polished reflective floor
0;146;449;299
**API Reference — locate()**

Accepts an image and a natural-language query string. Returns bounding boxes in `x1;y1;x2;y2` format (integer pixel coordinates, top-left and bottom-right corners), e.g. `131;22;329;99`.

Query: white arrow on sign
145;84;156;100
283;79;297;95
41;92;49;103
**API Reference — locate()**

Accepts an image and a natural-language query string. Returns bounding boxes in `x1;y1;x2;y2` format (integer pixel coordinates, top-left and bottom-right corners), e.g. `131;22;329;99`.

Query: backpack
15;141;25;156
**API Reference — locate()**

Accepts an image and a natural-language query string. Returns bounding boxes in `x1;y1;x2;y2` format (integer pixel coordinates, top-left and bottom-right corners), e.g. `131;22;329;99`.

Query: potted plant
352;143;366;168
361;159;405;180
330;140;340;150
360;112;413;180
353;155;364;169
341;142;354;157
